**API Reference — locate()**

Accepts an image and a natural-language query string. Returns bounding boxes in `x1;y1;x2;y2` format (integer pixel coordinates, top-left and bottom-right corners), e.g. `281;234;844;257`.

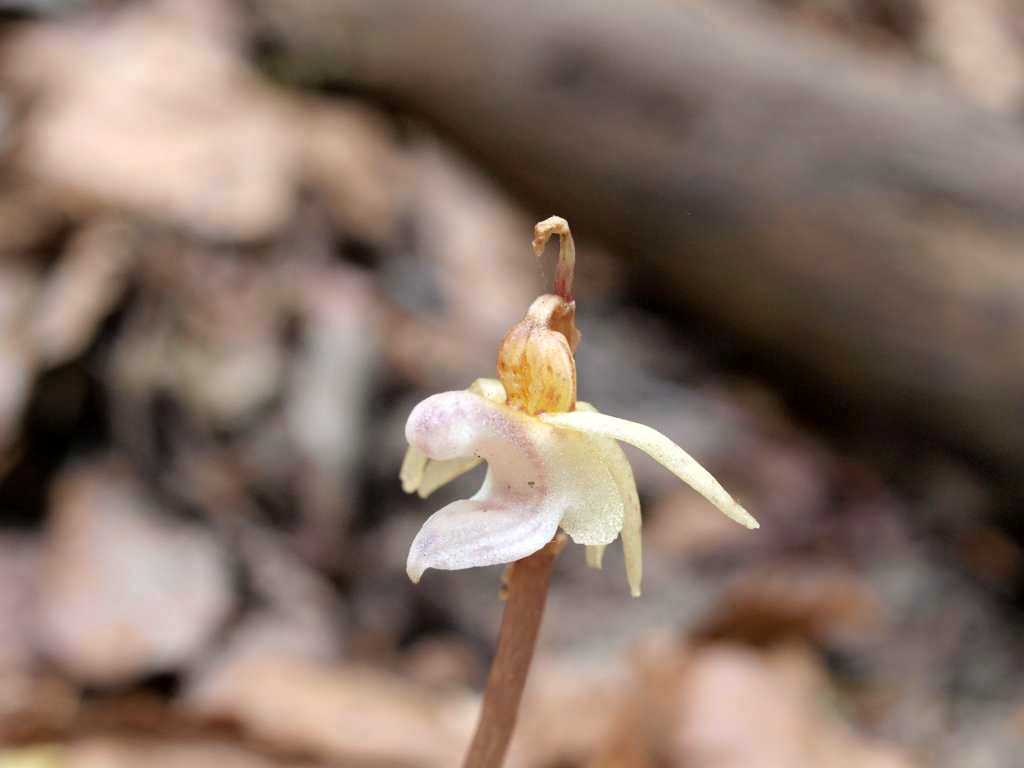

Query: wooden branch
249;0;1024;475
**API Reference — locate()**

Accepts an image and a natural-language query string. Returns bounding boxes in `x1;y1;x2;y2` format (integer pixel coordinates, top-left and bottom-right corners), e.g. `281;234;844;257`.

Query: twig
462;534;567;768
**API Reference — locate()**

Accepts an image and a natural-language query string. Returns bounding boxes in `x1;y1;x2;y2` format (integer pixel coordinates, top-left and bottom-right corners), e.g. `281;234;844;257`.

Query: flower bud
497;294;577;415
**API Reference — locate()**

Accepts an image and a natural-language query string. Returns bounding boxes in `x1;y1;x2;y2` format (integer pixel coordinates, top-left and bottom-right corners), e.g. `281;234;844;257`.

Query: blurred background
2;0;1024;766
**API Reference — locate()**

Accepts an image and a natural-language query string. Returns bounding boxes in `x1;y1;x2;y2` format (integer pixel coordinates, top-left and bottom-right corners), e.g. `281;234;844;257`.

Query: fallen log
249;0;1024;475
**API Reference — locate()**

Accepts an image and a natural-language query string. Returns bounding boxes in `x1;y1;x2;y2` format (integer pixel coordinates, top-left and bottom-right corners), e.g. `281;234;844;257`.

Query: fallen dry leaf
509;654;641;768
13;0;298;242
187;525;346;708
674;643;915;768
693;567;883;649
63;737;326;768
36;460;233;685
918;0;1024;111
185;657;475;768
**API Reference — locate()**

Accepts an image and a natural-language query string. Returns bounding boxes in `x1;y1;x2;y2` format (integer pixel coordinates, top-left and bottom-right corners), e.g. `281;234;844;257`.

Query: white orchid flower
400;216;757;596
401;379;757;597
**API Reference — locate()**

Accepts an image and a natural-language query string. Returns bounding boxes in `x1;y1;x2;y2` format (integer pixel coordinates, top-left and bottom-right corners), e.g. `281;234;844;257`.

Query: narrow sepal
540;410;758;531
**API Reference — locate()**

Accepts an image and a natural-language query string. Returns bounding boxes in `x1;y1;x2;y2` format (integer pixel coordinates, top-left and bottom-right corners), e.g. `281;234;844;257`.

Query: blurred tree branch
247;0;1024;477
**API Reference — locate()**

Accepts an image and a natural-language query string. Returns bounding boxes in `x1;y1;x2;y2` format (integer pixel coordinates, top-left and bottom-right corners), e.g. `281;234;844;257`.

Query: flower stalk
462;534;566;768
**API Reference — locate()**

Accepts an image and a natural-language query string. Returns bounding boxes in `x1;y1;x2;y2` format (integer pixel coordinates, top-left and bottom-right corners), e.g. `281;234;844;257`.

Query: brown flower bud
497;294;578;415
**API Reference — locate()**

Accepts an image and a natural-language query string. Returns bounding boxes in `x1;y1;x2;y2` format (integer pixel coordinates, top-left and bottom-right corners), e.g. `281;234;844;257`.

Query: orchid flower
400;217;757;596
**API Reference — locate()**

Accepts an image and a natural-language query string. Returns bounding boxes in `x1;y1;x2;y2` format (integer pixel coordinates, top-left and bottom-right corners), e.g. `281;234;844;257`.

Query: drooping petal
407;470;562;581
593;441;642;596
577;401;643;596
399;378;506;497
539;410;759;531
404;390;623;581
620;506;643;597
585;544;606;569
399;444;428;494
415;456;483;499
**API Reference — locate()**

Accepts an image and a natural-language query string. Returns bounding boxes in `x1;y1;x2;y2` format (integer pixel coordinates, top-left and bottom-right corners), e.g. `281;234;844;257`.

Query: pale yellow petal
416;455;483;498
540;410;759;531
534;393;623;548
621;511;642;597
577;402;642;596
468;378;507;403
400;444;429;494
602;445;642;596
585;544;606;569
551;427;624;546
